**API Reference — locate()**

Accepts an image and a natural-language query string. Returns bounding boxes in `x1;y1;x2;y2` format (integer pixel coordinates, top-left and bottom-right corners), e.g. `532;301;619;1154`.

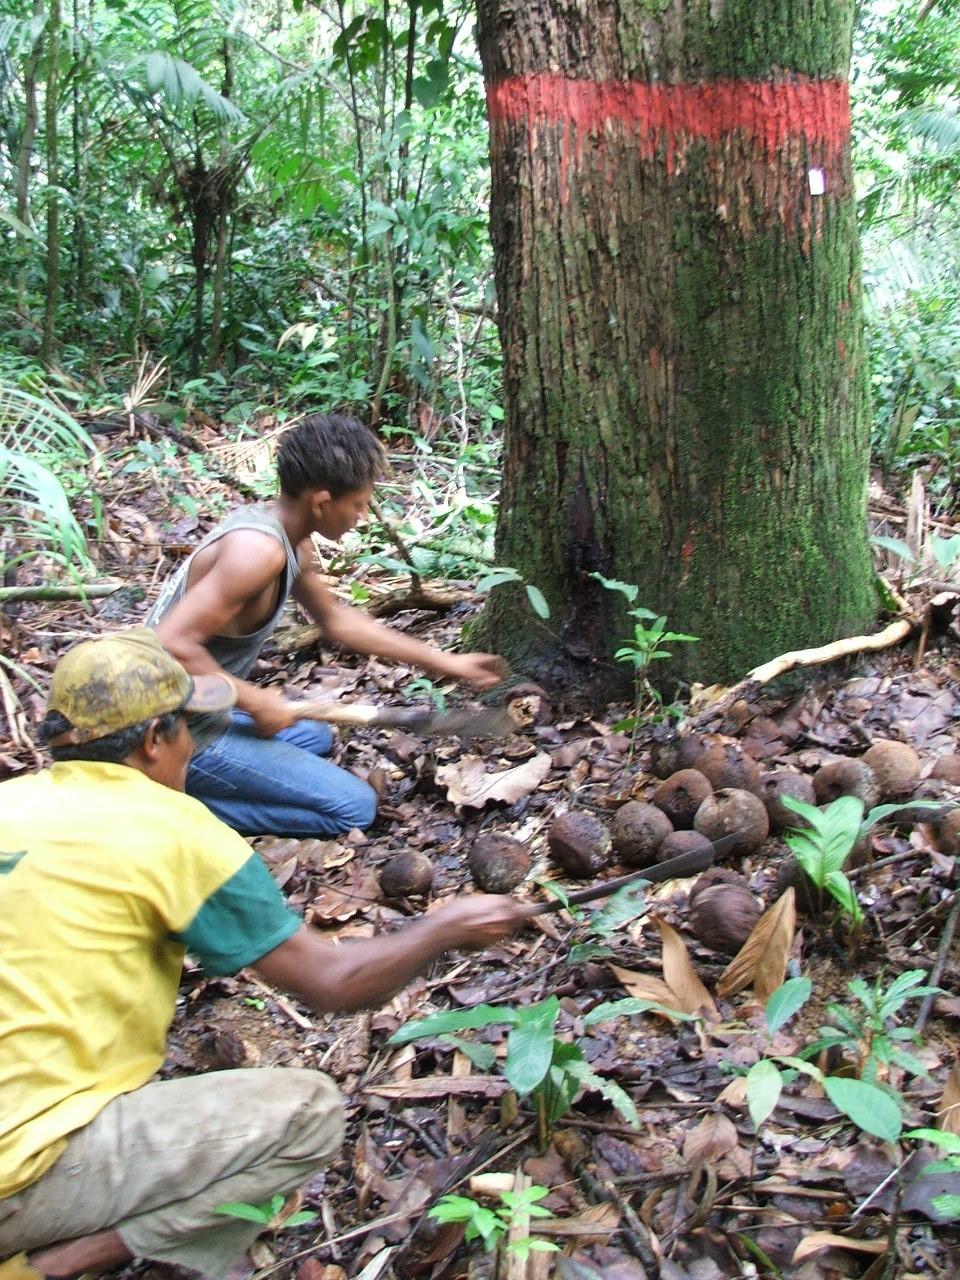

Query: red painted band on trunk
487;74;850;159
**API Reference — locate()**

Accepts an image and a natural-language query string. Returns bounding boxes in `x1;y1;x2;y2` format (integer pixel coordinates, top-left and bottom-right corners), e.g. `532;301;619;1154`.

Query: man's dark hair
277;413;386;499
40;711;182;764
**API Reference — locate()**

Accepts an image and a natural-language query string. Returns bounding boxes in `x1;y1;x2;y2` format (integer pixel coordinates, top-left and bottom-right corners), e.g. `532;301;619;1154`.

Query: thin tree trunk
41;0;61;365
476;0;874;694
70;0;90;308
209;37;234;368
15;0;45;315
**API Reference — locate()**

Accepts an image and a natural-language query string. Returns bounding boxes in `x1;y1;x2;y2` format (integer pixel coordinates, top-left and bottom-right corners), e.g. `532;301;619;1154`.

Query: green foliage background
0;0;957;498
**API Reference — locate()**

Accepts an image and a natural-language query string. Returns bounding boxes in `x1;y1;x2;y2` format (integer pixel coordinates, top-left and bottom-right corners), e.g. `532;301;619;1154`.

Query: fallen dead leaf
791;1232;889;1263
656;917;719;1019
362;1075;511;1099
682;1113;739;1165
717;888;796;1000
937;1058;960;1136
536;1202;620;1237
435;751;552;808
608;966;680;1016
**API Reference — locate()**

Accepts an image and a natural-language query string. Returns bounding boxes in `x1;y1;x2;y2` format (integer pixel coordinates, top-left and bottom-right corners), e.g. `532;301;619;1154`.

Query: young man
0;630;529;1278
150;412;505;837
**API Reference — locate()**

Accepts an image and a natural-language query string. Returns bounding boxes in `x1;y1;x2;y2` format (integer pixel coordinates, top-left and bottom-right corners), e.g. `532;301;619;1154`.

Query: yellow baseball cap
46;628;236;745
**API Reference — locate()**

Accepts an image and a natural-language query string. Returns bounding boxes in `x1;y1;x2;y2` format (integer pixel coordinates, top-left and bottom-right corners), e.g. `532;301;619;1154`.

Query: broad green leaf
562;1056;639;1128
0;209;39;240
214;1202;271;1223
440;1035;496;1071
476;567;522;593
388;1003;520;1045
765;977;813;1035
588;883;647;937
906;1129;960;1154
862;800;948;834
823;1077;903;1140
930;534;960;569
505;999;559;1095
285;1210;318;1226
525;584;550;618
870;534;915;561
588;572;638;602
823;870;864;922
746;1059;783;1128
932;1194;960;1219
584;998;697;1025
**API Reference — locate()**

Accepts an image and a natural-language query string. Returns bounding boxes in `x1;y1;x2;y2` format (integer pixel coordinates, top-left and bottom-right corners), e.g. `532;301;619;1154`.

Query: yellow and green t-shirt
0;760;301;1199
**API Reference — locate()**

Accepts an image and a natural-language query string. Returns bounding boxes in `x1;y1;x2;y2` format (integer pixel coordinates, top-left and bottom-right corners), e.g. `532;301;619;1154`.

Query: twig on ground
914;888;960;1034
0;583;121;604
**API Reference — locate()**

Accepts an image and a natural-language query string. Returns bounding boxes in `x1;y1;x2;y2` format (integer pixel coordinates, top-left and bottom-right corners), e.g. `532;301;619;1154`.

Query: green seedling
589;573;698;730
781;793;949;925
403;675;449;712
872;532;960;579
475;565;551;620
428;1185;560;1260
799;969;941;1083
534;878;649;963
905;1130;960;1219
389;994;638;1142
215;1192;316;1229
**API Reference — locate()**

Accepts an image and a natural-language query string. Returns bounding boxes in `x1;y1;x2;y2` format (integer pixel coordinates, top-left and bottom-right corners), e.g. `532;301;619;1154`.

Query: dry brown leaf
609;965;678;1009
435;752;552;809
656;917;719;1018
792;1232;889;1263
682;1113;739;1165
363;1075;510;1099
938;1059;960;1136
536;1202;620;1236
717;888;796;1000
716;1076;748;1108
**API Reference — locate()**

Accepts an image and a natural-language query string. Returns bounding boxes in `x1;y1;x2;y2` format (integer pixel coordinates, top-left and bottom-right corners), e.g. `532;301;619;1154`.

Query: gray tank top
148;506;301;750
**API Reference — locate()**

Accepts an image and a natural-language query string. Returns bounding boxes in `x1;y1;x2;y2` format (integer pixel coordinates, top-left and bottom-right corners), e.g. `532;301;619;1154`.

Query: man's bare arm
155;531;302;733
253;895;531;1012
293;554;507;691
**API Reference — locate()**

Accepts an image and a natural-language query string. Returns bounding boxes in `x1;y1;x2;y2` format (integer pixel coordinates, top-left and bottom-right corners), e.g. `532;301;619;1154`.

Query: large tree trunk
475;0;874;696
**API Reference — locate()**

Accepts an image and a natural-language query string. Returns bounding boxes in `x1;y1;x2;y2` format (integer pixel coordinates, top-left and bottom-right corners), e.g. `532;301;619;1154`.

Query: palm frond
140;52;247;124
0;383;95;461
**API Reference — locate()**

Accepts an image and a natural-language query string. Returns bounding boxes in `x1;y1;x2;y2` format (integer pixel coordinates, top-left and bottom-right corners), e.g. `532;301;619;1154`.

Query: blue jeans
187;711;378;837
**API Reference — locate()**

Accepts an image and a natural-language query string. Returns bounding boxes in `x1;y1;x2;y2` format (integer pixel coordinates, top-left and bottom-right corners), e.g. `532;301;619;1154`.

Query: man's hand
247;688;304;737
433;893;534;948
444;652;509;690
255;892;532;1013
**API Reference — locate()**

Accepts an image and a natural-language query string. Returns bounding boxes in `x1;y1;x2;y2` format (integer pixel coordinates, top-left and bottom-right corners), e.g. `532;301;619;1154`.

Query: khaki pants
0;1069;343;1277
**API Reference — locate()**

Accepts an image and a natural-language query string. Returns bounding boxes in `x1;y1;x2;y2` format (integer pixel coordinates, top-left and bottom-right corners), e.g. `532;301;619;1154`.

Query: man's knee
341;780;377;831
276;1069;345;1165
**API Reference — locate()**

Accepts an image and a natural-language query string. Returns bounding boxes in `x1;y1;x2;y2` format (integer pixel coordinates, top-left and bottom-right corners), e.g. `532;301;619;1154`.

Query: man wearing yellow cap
0;630;529;1278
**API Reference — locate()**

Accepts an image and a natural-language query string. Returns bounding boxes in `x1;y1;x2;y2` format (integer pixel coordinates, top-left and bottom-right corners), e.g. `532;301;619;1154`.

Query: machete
525;829;743;916
291;699;517;738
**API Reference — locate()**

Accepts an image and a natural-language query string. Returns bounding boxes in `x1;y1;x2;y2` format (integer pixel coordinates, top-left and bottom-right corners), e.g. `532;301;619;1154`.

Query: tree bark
475;0;874;695
15;0;45;316
40;0;61;365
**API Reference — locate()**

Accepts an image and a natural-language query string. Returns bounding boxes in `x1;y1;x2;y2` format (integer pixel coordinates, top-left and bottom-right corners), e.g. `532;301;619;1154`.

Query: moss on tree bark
475;0;874;694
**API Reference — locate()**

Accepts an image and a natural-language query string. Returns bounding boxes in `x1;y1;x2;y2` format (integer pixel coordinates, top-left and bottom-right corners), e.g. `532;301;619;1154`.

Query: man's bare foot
29;1231;132;1278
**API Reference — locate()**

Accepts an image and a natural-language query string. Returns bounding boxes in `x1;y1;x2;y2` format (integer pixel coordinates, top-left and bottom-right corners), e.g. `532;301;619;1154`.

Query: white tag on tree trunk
808;168;826;196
